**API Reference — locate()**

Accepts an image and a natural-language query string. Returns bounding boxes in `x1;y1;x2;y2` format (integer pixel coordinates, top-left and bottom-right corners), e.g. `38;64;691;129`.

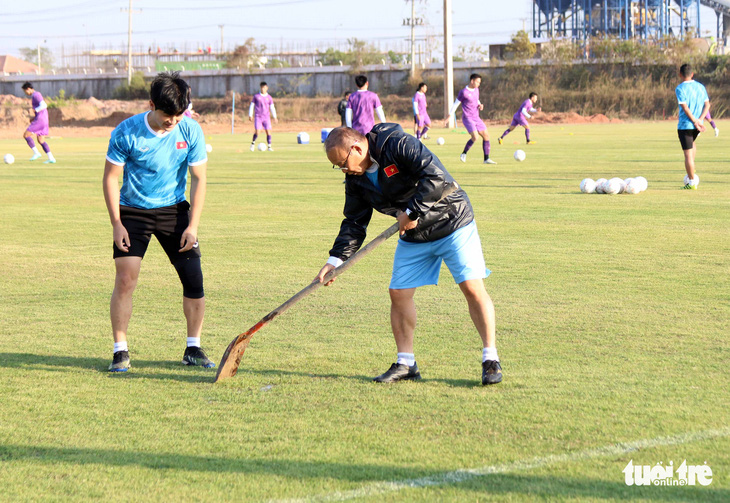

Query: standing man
337;91;351;126
103;71;213;372
447;73;495;164
675;63;710;190
413;82;431;140
499;92;540;145
317;125;502;386
21;82;56;164
249;81;278;151
346;75;386;135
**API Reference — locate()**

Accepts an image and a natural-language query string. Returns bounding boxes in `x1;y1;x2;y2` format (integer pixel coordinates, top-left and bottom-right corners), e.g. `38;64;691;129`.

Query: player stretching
675;63;710;190
103;71;213;372
499;93;540;145
346;75;386;135
413;82;431;140
318;125;502;385
21;82;56;163
446;73;495;164
249;81;278;151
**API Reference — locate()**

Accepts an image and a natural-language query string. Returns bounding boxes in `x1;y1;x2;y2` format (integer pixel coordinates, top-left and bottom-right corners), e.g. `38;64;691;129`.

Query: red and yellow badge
384;164;399;177
176;141;188;150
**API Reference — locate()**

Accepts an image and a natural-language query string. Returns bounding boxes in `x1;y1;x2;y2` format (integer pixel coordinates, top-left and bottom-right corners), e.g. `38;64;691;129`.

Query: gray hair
324;127;366;153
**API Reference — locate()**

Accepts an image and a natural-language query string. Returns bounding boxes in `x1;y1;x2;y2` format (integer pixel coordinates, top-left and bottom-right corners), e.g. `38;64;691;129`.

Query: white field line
272;427;730;503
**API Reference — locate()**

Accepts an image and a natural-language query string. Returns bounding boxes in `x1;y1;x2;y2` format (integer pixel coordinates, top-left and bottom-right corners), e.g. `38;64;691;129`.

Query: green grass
0;122;728;502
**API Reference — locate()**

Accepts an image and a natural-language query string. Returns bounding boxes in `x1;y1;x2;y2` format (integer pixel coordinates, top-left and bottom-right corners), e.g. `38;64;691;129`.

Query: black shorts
678;129;700;150
113;201;201;262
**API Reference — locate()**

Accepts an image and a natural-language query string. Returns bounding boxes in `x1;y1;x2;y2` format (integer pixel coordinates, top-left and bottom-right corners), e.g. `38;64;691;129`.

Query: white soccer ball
594;178;608;194
436;137;445;145
624;177;634;188
3;153;14;165
580;178;596;194
604;178;621;194
683;174;699;188
634;176;648;192
297;132;310;144
257;142;267;151
624;179;641;194
610;177;626;194
205;143;213;153
514;149;526;162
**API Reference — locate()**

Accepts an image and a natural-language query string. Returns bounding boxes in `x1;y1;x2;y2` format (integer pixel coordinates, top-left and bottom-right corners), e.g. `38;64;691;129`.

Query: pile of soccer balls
580;177;648;194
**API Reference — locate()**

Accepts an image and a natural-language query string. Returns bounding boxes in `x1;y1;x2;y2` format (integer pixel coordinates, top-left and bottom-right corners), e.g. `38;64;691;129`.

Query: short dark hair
344;91;351;97
324;126;366;153
417;82;426;92
260;81;268;87
529;92;538;99
469;73;482;81
149;71;190;116
355;75;368;88
21;82;34;90
679;63;692;78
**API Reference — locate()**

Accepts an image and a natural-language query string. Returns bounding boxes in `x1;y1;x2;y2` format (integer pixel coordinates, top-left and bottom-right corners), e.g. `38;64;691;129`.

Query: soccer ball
610;177;625;194
514;149;526;162
297;132;310;144
624;177;634;188
580;178;596;194
436;137;445;145
594;178;608;194
683;174;699;188
624;179;641;194
205;144;213;153
257;142;267;151
634;176;648;192
604;178;621;194
3;153;14;164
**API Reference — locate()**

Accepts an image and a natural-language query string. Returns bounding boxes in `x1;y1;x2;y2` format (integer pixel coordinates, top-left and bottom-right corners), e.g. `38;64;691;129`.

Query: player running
413;82;431;140
103;71;213;372
704;110;719;137
499;92;540;145
21;82;56;163
249;81;278;151
675;63;710;190
346;75;386;135
446;73;495;164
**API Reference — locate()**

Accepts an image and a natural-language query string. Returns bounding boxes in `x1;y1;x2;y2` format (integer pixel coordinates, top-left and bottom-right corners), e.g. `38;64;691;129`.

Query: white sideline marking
273;427;730;503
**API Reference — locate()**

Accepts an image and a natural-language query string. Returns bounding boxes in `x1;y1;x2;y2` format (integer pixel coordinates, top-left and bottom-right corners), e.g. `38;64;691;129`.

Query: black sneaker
108;350;130;372
482;360;502;385
182;346;216;368
373;362;422;383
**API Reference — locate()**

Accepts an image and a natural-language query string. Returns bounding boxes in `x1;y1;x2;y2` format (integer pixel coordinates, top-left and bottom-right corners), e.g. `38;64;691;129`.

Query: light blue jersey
106;112;207;209
675;80;709;130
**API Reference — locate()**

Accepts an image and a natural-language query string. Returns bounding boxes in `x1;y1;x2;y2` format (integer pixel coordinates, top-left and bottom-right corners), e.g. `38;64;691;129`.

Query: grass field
0;122;728;502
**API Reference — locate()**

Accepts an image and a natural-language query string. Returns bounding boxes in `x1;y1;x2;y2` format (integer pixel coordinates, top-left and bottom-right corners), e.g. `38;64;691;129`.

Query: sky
0;0;722;60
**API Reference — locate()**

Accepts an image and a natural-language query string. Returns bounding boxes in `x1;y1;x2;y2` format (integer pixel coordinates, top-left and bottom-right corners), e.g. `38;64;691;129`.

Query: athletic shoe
498;137;503;145
481;360;502;385
483;158;497;165
526;140;536;145
43;159;56;164
715;127;720;137
249;143;255;152
29;153;42;161
182;346;216;368
108;350;130;372
373;362;422;383
459;153;467;163
682;183;698;190
267;145;273;152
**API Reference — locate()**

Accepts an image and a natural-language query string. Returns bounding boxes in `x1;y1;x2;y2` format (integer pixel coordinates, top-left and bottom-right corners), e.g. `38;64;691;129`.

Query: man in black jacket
316;124;502;385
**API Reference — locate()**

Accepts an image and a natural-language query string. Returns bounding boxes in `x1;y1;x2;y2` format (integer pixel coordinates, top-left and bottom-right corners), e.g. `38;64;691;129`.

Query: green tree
506;30;537;60
227;38;267;68
18;46;54;71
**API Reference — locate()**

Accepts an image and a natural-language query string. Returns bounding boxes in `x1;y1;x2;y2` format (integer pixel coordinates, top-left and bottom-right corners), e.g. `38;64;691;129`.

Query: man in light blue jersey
675;63;710;190
103;72;213;372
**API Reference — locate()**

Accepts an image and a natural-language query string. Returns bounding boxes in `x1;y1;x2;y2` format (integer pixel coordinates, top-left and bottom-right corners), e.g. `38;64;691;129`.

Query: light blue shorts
390;220;490;289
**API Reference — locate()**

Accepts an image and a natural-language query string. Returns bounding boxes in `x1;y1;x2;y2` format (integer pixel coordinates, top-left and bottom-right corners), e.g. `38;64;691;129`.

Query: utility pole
37;43;41;75
121;0;141;85
443;0;454;128
410;0;416;77
219;25;225;54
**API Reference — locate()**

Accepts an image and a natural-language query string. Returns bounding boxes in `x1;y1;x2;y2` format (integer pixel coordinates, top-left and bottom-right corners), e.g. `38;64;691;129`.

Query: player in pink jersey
499;93;540;145
22;82;56;163
447;74;495;164
413;82;431;140
346;75;386;135
249;82;278;151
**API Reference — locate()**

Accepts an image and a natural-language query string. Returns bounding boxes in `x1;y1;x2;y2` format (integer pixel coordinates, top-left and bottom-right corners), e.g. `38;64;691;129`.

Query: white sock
482;347;499;362
396;352;415;366
31;147;40;155
187;337;201;348
47;152;55;162
114;341;128;353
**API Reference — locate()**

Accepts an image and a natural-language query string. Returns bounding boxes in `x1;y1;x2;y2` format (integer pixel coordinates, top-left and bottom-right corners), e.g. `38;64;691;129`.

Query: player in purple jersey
447;74;495;164
249;82;278;151
498;93;541;145
703;111;719;137
346;75;386;135
413;82;431;140
21;82;56;163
